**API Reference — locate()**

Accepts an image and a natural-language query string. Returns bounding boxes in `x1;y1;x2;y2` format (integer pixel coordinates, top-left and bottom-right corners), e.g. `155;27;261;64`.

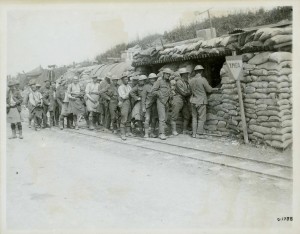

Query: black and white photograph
1;1;299;234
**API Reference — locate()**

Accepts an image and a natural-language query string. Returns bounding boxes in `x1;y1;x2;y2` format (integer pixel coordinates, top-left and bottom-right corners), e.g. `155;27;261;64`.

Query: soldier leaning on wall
189;65;219;138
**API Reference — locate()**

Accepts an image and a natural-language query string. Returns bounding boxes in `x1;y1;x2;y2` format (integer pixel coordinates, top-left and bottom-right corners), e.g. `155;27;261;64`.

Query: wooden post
232;51;249;144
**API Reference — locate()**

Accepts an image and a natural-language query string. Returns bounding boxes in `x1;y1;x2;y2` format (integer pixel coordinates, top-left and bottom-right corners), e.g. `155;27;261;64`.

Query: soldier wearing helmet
129;75;147;135
118;72;133;140
189;64;218;137
170;67;192;136
142;73;159;138
101;75;121;134
150;68;172;140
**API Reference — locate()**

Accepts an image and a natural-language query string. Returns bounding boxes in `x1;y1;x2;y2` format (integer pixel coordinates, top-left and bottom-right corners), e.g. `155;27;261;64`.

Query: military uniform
102;81;120;133
189;73;213;135
171;70;191;135
40;85;51;127
99;77;111;129
85;80;100;130
150;77;171;138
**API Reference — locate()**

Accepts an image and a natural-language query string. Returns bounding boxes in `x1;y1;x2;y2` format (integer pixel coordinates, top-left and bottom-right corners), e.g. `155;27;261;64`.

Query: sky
6;3;275;76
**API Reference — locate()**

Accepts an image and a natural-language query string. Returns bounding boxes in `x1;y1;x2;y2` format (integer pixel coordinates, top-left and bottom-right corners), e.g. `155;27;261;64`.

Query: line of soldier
7;65;219;140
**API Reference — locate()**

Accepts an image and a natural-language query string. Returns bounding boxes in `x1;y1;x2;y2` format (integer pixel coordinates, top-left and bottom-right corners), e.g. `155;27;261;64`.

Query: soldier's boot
86;119;90;129
17;124;23;139
182;120;189;135
120;127;126;140
89;115;95;130
192;120;197;138
171;121;178;136
28;118;32;128
149;128;157;138
126;126;133;137
59;120;64;130
9;125;17;139
197;121;205;135
74;116;79;130
144;128;149;138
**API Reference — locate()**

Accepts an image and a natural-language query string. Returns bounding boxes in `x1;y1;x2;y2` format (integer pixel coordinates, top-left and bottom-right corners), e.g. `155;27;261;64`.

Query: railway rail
61;128;292;181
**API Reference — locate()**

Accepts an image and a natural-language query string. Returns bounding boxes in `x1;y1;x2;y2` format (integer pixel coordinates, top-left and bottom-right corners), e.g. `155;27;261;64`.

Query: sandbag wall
207;51;292;149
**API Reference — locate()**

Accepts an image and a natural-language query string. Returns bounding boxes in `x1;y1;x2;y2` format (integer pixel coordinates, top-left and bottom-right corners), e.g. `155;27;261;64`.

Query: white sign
226;55;243;80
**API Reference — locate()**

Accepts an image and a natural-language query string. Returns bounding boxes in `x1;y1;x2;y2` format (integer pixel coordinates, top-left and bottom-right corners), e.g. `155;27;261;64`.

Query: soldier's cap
97;76;103;81
15;80;20;85
29;79;36;86
8;80;16;87
148;73;158;79
163;68;173;74
73;76;79;81
194;65;204;71
130;75;138;81
91;75;98;79
139;75;147;81
105;72;113;79
45;80;51;83
36;83;42;87
178;68;189;74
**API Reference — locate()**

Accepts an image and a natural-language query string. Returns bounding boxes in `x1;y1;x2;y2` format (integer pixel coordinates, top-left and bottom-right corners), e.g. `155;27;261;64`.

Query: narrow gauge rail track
62;128;292;181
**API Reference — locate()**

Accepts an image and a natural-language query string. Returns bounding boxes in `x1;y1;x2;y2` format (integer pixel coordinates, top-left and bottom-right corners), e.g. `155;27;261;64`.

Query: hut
131;21;293;149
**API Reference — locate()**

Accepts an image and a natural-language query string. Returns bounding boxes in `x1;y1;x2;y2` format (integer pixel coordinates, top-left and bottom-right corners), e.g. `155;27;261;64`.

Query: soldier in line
40;80;51;128
130;75;147;136
150;68;172;140
7;80;24;139
58;80;71;130
189;65;218;138
99;73;112;132
24;80;36;128
170;68;191;136
95;77;103;128
142;73;159;138
85;75;100;130
102;75;120;134
48;82;58;128
118;73;133;140
28;83;44;131
67;76;86;130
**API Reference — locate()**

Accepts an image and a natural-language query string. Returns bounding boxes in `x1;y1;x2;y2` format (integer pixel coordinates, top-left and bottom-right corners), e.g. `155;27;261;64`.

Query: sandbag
243;63;256;70
222;94;239;101
246;93;269;99
266;139;292;149
264;35;292;46
277;99;290;106
222;83;236;89
257;62;281;71
250;69;268;76
249;125;272;135
269;116;280;122
268;52;292;63
249;81;268;89
256;99;276;105
244;98;256;104
280;61;292;68
272;133;292;142
248;52;272;65
245;86;256;94
222;99;238;106
266;88;277;93
257;116;268;122
260;75;277;82
279;93;290;99
256;104;267;110
277;82;290;89
253;131;264;139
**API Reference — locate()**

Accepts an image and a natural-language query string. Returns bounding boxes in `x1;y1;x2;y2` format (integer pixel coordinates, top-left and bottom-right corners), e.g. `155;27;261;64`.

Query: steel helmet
8;80;16;87
105;72;113;79
194;65;204;71
163;68;173;74
111;75;119;80
139;75;147;81
121;72;128;79
148;73;158;79
73;76;79;81
130;75;138;81
178;68;189;74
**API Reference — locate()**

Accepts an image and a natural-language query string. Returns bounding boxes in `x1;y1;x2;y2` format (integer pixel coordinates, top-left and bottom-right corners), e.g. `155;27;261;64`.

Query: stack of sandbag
240;51;292;149
205;92;230;136
241;26;292;51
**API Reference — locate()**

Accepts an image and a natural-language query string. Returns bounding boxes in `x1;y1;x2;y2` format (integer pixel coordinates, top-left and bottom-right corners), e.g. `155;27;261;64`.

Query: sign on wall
226;55;243;80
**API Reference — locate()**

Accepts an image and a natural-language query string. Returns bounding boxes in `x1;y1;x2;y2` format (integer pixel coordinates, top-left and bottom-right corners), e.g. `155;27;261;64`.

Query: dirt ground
5;124;292;230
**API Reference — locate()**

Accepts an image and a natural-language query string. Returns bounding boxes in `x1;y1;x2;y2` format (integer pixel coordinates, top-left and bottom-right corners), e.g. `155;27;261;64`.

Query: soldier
118;72;132;140
48;82;58;128
151;68;172;140
95;76;103;127
24;80;36;128
85;75;100;130
102;75;120;134
189;65;218;138
67;76;86;130
99;73;112;132
142;73;159;138
7;80;23;139
170;68;191;136
28;83;44;131
58;80;71;130
130;75;147;136
40;80;51;128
